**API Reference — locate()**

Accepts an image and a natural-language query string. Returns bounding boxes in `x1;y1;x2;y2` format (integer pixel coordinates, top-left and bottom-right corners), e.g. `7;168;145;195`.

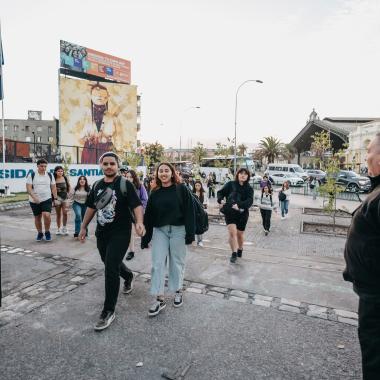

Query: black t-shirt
86;176;142;235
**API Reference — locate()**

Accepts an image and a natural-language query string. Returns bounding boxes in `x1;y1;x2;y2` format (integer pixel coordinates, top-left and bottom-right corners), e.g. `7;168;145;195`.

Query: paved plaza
0;194;362;379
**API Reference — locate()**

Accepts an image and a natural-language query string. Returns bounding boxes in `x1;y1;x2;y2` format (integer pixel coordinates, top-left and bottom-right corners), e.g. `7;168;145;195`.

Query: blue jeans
72;201;87;234
150;225;187;295
280;200;289;217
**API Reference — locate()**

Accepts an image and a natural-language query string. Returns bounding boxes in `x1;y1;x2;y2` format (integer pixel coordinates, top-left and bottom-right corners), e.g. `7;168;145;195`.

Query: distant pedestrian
279;181;291;219
71;175;90;239
141;162;195;317
125;169;148;261
207;173;216;198
343;133;380;380
26;159;57;242
53;166;71;236
259;186;274;235
79;152;145;331
217;168;253;263
260;174;272;190
193;180;208;246
309;176;319;200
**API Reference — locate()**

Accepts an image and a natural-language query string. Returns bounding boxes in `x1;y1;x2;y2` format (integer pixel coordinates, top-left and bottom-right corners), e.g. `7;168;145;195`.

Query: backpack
30;171;53;187
177;185;209;235
279;190;287;202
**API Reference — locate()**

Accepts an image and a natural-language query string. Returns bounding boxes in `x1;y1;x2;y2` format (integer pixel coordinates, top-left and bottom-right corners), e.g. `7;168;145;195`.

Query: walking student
259;186;274;235
71;175;90;239
79;152;145;331
207;173;216;198
217;168;253;263
53;166;71;235
279;180;291;219
125;169;148;261
192;180;208;246
26;159;57;242
141;162;195;317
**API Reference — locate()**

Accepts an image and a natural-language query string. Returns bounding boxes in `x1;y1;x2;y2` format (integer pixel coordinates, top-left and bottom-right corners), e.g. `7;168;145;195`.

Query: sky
1;0;380;148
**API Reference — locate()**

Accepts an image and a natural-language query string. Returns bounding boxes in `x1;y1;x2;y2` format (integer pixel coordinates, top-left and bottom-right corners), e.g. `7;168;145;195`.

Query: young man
26;159;57;242
79;152;145;331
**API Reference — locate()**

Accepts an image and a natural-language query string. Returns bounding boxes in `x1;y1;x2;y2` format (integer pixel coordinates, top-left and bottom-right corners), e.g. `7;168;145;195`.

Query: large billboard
60;40;131;84
59;76;137;164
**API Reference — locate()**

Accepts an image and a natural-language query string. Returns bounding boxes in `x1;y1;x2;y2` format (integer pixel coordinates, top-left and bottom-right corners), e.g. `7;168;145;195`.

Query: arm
181;185;195;244
217;182;230;204
26;183;40;204
140;185;148;209
51;183;58;200
133;205;145;237
141;197;154;248
237;186;254;209
79;207;97;242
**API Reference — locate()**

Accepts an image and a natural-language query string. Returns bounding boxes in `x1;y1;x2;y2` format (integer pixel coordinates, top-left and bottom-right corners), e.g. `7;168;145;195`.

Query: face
238;171;248;183
101;156;118;177
195;183;202;191
37;163;47;173
125;172;133;182
91;87;109;106
56;169;64;177
79;177;86;186
121;170;128;178
366;137;380;177
158;165;173;185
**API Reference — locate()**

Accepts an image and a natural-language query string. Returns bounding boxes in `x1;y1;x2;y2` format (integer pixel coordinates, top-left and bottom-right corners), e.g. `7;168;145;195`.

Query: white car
270;173;305;186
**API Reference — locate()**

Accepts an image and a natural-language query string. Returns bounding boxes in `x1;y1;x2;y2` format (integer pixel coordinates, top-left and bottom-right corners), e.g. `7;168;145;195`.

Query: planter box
301;221;349;237
302;207;351;218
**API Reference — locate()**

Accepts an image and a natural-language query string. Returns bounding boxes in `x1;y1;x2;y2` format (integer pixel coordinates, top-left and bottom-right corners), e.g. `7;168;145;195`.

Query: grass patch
0;192;29;204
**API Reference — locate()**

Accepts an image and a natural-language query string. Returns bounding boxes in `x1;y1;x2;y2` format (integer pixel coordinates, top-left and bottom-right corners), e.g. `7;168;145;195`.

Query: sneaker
56;228;62;235
281;216;285;220
230;252;237;263
173;291;183;308
36;232;44;242
73;233;79;239
148;298;166;317
237;249;243;258
197;241;204;247
45;231;52;242
265;230;269;236
125;251;134;261
62;226;68;235
122;273;135;294
94;310;115;331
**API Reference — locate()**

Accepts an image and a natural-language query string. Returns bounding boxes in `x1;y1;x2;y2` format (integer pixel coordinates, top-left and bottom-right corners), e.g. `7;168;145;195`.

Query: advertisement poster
59;76;137;164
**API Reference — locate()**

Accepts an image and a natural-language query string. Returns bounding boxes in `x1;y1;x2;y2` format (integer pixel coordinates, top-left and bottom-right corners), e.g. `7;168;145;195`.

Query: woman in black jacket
217;168;253;263
142;162;195;317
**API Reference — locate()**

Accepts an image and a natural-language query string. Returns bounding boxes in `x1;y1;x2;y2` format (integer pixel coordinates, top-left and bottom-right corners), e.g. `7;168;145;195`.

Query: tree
192;142;207;165
258;136;283;163
142;142;165;170
123;152;142;170
310;131;331;169
237;144;248;156
282;143;296;164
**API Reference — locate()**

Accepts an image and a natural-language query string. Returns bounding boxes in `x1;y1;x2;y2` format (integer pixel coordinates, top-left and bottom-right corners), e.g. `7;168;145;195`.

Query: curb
0;201;29;212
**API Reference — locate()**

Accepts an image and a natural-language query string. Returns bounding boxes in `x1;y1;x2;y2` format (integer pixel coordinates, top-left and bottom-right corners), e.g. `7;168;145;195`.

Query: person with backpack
71;175;90;239
124;169;148;261
192;180;208;247
217;168;253;263
79;152;145;331
53;166;71;236
141;162;195;317
26;158;57;242
309;176;319;200
279;180;291;219
259;185;274;235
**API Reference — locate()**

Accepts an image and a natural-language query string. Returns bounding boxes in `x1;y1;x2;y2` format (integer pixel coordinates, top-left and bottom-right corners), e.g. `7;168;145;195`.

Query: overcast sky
1;0;380;148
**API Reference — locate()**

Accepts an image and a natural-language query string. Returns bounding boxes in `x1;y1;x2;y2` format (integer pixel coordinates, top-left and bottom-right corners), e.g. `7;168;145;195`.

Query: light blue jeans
280;200;289;217
150;225;187;295
72;201;87;234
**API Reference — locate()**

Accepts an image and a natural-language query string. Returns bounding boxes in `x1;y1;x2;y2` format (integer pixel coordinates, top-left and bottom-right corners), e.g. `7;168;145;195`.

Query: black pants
208;187;215;198
260;209;272;231
96;230;133;313
358;297;380;380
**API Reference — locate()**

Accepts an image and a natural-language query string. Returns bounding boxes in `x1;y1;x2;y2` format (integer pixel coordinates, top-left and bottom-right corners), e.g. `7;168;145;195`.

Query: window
48;137;54;143
13;125;19;132
37;126;42;132
37;136;42;142
25;126;30;132
48;126;53;134
4;125;8;131
283;167;289;172
25;136;31;142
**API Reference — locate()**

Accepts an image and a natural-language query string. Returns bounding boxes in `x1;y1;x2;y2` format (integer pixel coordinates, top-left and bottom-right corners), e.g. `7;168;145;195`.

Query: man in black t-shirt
79;152;145;331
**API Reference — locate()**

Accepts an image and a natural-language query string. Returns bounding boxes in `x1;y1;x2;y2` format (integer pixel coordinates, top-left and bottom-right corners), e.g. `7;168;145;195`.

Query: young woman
125;169;148;260
279;180;292;219
207;173;216;198
192;180;208;247
71;176;90;238
53;166;71;235
217;168;253;263
141;162;195;317
259;186;274;235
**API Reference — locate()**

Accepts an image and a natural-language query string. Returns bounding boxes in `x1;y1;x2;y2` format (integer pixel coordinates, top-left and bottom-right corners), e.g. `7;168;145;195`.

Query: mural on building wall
59;76;137;164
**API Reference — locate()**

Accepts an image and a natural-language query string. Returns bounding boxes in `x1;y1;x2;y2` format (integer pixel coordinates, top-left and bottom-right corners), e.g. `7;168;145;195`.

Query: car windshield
293;166;304;173
346;171;359;178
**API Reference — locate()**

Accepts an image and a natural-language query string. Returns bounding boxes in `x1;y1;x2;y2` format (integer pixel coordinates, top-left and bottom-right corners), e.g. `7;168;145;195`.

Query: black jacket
343;174;380;298
217;181;253;211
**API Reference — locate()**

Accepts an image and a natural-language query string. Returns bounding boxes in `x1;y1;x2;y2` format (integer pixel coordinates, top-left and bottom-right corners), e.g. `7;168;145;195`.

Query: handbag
279;191;287;202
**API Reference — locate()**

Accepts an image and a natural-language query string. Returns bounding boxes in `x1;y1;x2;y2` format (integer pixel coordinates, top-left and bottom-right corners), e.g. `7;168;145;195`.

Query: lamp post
233;80;263;175
31;131;36;158
179;106;200;162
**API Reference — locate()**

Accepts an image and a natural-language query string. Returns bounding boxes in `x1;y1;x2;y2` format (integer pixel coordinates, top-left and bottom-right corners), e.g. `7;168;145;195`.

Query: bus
200;156;255;183
170;160;194;175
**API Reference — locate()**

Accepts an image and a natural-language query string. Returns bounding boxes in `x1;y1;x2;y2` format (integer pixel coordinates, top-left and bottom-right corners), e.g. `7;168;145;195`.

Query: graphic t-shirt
26;172;56;203
86;176;142;235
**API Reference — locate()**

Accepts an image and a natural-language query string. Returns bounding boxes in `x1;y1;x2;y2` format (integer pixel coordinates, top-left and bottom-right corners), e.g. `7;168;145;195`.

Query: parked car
250;173;263;186
270;173;305;186
265;163;308;181
306;169;326;182
333;170;371;193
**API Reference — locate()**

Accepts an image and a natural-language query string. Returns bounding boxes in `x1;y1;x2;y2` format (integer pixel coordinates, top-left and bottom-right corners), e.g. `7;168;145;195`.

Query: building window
14;125;19;132
25;136;31;142
37;126;42;132
25;126;30;132
48;126;53;134
48;136;54;143
37;136;42;142
4;125;8;131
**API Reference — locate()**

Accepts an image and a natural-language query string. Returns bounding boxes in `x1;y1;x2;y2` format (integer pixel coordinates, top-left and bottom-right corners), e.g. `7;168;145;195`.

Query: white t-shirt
26;172;56;203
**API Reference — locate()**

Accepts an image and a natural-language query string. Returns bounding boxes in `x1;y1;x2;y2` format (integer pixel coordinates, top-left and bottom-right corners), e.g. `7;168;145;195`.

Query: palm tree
259;136;283;163
237;144;248;156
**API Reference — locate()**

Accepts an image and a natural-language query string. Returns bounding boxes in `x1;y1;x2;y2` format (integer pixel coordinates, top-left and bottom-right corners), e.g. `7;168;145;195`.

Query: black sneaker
94;310;115;331
36;232;44;242
237;249;243;258
122;273;135;294
230;252;237;263
125;251;135;261
265;230;269;236
173;291;183;308
44;231;52;242
148;298;166;317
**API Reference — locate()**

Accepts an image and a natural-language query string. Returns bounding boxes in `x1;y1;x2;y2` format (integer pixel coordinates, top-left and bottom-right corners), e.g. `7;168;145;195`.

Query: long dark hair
74;175;90;192
127;169;141;189
235;168;251;184
192;180;205;203
53;166;70;192
154;162;181;189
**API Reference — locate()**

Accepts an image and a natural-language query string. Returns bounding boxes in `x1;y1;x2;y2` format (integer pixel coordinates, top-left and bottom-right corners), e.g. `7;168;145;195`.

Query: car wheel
346;183;359;193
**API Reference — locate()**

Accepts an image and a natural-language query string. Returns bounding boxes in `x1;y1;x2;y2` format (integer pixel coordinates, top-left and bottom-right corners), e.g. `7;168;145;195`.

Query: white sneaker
281;216;285;220
197;241;204;247
62;226;68;235
56;228;62;235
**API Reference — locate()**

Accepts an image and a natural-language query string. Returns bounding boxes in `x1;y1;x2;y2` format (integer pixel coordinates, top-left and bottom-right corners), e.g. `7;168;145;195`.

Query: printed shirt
26;172;56;203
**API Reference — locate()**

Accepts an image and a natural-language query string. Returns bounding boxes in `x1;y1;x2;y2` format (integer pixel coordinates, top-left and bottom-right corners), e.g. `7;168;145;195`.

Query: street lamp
179;106;200;162
31;131;36;158
233;79;263;175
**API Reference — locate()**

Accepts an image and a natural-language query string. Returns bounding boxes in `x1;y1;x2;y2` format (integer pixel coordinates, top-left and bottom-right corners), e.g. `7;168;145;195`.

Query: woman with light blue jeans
279;181;291;219
141;162;195;317
71;176;90;238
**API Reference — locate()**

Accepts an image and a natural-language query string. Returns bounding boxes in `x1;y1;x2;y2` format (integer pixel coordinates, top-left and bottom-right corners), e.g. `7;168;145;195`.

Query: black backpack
177;185;209;235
